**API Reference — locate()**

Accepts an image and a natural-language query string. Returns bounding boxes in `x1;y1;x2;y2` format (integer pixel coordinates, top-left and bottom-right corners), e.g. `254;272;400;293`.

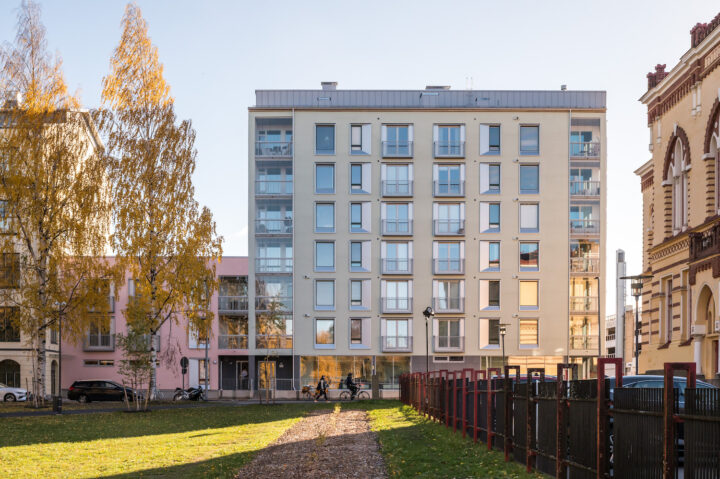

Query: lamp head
422;306;434;319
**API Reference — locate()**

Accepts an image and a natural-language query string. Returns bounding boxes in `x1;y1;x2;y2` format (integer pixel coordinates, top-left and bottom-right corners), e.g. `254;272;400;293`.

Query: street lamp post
499;324;508;369
620;274;651;374
423;307;435;374
53;301;66;414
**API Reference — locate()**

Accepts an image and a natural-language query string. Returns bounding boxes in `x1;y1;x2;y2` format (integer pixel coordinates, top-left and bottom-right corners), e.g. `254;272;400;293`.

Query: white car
0;383;27;402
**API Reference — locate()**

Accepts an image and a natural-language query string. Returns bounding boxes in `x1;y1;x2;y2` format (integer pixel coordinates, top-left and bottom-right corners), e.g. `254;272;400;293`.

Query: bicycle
300;385;316;400
339;388;370;401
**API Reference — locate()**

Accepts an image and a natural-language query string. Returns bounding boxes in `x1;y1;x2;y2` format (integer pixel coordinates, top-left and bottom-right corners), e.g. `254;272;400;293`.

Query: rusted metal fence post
487;367;501;451
461;368;473;439
504;365;520;462
597;358;622;479
663;362;696;479
555;363;576;479
446;371;454;428
473;369;487;443
525;368;545;473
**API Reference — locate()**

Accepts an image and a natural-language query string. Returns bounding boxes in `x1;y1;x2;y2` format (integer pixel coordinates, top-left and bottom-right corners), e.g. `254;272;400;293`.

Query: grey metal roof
254;90;606;110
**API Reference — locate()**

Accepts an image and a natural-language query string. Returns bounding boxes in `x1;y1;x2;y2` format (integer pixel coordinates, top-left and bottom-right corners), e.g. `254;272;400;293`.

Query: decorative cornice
649;237;690;262
641;171;654;191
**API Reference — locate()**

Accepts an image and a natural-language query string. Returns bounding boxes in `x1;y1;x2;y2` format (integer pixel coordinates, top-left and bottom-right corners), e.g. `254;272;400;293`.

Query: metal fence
400;359;719;479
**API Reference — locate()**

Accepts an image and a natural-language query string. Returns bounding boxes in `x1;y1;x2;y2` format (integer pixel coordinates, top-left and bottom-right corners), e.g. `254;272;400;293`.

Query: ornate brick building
636;12;720;378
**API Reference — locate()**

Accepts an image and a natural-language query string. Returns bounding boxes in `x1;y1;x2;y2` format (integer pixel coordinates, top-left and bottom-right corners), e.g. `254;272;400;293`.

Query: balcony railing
434;141;465;158
433;258;464;274
606;333;616;342
255;257;293;273
434;335;464;352
382;180;413;196
382;141;413;158
569;141;600;158
382;258;413;274
381;296;412;313
433;297;464;313
434;219;464;235
570;257;600;274
689;223;720;262
434;181;465;197
255;180;293;196
218;296;248;311
381;335;413;352
218;334;249;349
569;180;600;197
382;219;413;235
255;295;292;311
255;219;293;235
83;334;115;351
569;296;599;313
255;141;292;157
570;335;599;350
255;334;293;349
570;219;600;235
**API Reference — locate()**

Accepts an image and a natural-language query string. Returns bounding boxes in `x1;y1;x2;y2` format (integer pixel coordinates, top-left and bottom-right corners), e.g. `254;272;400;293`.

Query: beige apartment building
605;307;639;375
248;84;606;391
636;12;720;378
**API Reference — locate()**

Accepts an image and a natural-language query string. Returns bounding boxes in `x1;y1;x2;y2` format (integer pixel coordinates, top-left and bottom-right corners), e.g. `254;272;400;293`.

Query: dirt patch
236;408;386;479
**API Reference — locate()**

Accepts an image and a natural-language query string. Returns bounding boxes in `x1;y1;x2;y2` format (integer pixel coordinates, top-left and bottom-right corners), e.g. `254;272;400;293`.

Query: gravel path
236;408;387;479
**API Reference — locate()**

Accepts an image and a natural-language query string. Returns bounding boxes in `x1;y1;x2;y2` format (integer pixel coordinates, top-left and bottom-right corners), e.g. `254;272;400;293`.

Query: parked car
608;375;717;405
0;382;27;402
67;380;141;403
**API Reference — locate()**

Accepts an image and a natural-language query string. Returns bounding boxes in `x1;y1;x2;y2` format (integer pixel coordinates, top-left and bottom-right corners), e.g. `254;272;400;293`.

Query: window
480;280;500;310
0;200;8;232
383;280;411;312
488;319;500;345
384;319;410;349
435;164;463;196
383;241;412;273
350;203;362;231
350;241;362;269
479;164;501;194
433;356;465;363
519;165;539;194
480;202;501;232
519;319;538;347
570;205;596;233
480;241;500;271
315;280;335;310
83;360;115;367
383;164;412;196
434;203;464;235
383;125;412;157
519;280;538;310
350;124;371;154
520;242;539;271
436;318;462;349
315;203;335;233
315;319;335;345
315;242;334;272
351;164;363;191
315;164;335;193
480;124;500;155
520;203;539;232
669;139;688;232
434;241;462;273
350;318;363;344
435;125;464;157
434;280;463;312
519;125;539;155
0;308;19;342
382;203;412;234
0;253;19;288
350;280;367;309
316;125;335;154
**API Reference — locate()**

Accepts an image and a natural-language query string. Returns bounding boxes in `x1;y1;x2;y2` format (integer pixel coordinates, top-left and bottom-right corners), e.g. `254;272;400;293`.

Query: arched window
0;359;20;388
670;140;688;232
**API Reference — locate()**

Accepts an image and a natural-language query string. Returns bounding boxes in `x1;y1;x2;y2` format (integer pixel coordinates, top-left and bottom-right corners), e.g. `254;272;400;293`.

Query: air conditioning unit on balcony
691;324;706;336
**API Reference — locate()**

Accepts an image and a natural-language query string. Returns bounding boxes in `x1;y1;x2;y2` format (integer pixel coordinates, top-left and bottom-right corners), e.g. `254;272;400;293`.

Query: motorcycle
173;386;205;401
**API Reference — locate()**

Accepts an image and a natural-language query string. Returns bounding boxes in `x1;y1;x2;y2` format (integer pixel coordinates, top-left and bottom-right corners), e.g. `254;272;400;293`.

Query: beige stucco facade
249;87;606;385
636;15;720;378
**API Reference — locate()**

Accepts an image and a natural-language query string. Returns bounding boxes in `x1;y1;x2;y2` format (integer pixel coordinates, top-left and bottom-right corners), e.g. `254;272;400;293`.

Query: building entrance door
238;360;249;389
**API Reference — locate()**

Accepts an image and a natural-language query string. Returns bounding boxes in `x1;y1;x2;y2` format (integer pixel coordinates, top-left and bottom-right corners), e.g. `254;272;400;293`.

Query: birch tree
0;1;115;404
96;3;222;399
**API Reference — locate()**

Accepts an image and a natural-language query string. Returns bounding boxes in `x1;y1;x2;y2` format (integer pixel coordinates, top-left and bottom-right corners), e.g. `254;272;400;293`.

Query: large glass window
519;125;539;155
315;242;334;272
436;165;462;195
384;125;411;156
480;280;500;309
436;125;462;156
350;318;363;344
437;319;462;349
519;165;539;194
385;319;410;349
384;164;411;195
351;164;363;191
520;242;539;271
436;242;461;273
316;125;335;154
489;203;500;230
383;203;411;234
520;203;539;232
315;203;335;233
384;242;411;273
315;280;335;310
519;280;538;310
350;280;363;307
519;319;538;347
315;164;335;193
480;241;500;271
435;203;463;234
315;319;335;345
350;241;362;269
384;281;410;311
435;280;462;311
0;308;19;342
480;124;501;155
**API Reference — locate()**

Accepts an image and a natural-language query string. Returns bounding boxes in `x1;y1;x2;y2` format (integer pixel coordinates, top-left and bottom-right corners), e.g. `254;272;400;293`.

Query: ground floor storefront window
299;355;410;390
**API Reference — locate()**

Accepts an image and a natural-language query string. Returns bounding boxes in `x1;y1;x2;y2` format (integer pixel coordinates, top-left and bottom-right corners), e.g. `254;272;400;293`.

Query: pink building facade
62;256;249;398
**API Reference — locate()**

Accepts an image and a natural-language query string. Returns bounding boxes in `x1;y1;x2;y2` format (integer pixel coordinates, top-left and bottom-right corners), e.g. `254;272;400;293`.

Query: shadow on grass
92;451;257;479
0;400;401;448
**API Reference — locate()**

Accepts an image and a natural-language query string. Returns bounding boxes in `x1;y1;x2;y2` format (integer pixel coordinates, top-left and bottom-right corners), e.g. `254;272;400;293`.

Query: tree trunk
150;334;158;401
36;333;47;405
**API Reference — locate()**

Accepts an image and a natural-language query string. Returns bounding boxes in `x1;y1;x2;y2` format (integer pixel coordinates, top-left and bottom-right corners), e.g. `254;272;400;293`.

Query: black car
67;380;141;403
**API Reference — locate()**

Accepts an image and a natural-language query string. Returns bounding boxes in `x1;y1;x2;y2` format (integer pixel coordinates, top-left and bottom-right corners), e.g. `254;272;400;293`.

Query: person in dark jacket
346;373;358;400
314;375;329;402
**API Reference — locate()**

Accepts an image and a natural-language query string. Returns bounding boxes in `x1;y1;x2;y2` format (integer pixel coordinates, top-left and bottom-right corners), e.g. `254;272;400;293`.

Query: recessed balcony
255;180;293;196
570;219;600;236
255;258;292;273
218;334;249;349
255;219;292;235
570;180;600;197
569;141;600;158
255;141;292;158
569;296;599;313
218;296;248;312
255;334;293;349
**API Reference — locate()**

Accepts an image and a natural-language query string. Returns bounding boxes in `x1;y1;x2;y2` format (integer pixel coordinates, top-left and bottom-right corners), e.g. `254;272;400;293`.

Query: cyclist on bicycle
314;375;329;402
345;373;358;400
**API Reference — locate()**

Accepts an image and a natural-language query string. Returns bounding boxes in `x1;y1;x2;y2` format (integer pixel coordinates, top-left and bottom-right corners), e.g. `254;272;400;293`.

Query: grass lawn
0;400;542;478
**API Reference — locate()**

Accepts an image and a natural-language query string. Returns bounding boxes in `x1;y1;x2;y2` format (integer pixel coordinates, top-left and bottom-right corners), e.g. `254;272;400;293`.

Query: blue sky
1;0;718;312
